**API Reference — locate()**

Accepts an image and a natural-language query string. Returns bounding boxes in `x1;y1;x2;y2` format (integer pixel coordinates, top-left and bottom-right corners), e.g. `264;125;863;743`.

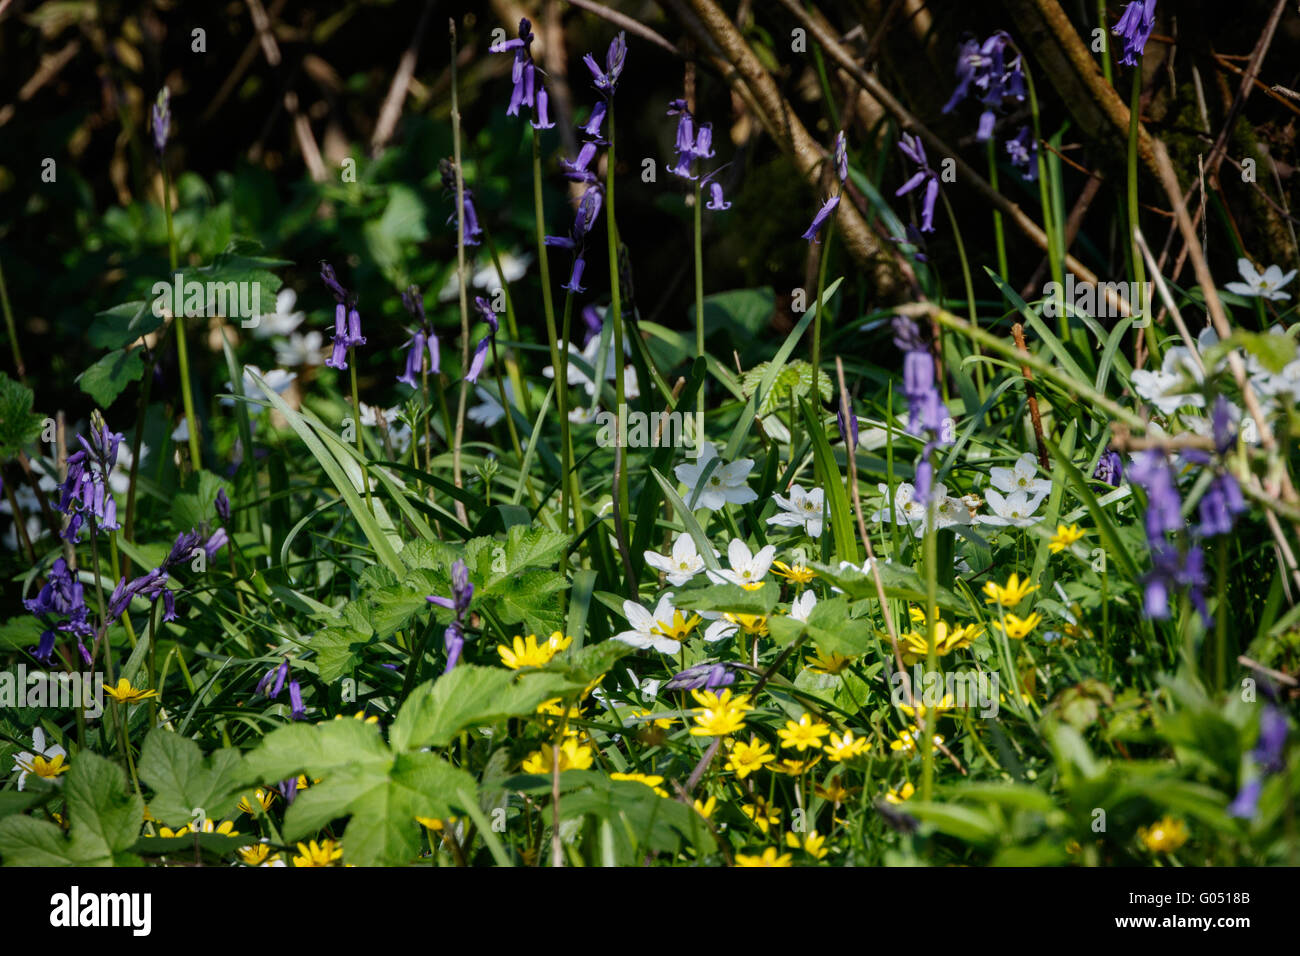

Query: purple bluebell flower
439;159;483;247
895;133;939;233
321;261;364;371
1142;541;1208;623
1227;777;1261;820
704;180;730;211
427;558;474;672
1254;705;1288;774
580;305;603;346
1129;450;1183;539
802;195;840;243
57;415;124;540
583;31;627;97
664;661;738;692
890;223;930;263
25;557;92;665
490;18;537;117
34;630;57;664
397;285;441;388
1006;126;1038;181
561;142;600;184
1197;473;1245;537
1094;449;1124;486
215;487;231;524
151;87;171;154
547;185;603;298
1113;0;1157;67
837;391;859;449
834;131;848;183
256;659;291;698
942;32;1026;142
892;316;951;504
580;101;608;143
288;680;306;719
203;528;228;562
532;88;555;130
465;297;499;384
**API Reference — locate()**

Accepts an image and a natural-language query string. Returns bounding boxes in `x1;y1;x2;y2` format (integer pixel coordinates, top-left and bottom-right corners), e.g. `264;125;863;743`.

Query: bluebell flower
580;101;608;143
1254;705;1288;774
664;661;738;692
942;31;1026;142
834;130;848;183
439;159;483;247
397;285;441;388
802;195;840;243
892;316;951;504
1227;777;1261;819
465;298;499;384
704;180;730;211
583;31;627;96
321;261;364;371
57;415;124;540
1113;0;1157;67
896;133;939;233
561;142;600;184
215;487;231;524
427;558;474;672
1006;126;1038;181
151;87;170;154
1129;450;1183;539
1094;449;1124;486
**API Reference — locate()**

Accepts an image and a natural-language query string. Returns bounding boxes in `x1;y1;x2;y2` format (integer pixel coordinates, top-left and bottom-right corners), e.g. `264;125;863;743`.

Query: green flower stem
348;352;375;516
1024;71;1066;342
0;256;24;381
810;197;837;383
942;191;986;403
693;179;706;424
606;101;633;588
920;491;938;802
162;163;202;469
986;137;1009;282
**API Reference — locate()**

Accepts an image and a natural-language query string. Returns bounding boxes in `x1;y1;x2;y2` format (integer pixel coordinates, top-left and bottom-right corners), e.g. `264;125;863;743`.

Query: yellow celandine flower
777;713;831;752
103;678;159;705
293;839;343;867
656;608;704;641
610;772;669;797
689;689;752;737
536;698;585;735
884;781;916;804
724;736;776;779
236;843;281;866
896;695;954;722
772;560;816;585
773;755;822;776
333;711;379;724
416;815;459;832
723;612;768;637
898;620;982;665
982;573;1038;607
1048;523;1086;553
157;826;187;838
889;724;944;756
1138;816;1189;854
815;780;858;804
237;789;276;815
20;753;70;782
785;830;829;860
805;650;855;675
521;737;594;774
734;847;793;867
160;819;241;838
627;707;674;730
498;632;573;669
992;611;1043;640
823;729;870;762
693;795;717;819
740;797;781;834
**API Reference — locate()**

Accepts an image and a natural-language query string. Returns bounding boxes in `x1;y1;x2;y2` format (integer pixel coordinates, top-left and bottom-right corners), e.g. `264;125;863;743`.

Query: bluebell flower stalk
320;260;374;514
427;558;474;672
808;130;849;393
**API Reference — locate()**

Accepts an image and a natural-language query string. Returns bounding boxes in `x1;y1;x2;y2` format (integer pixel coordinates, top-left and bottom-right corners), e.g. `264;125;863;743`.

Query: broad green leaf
138;729;246;827
77;348;144;406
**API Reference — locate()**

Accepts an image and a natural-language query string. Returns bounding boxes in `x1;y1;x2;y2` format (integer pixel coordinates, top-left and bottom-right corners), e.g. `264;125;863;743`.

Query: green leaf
768;596;875;657
89;300;163;350
77;348;145;406
137;729;246;827
0;752;144;866
800;398;858;565
0;372;44;458
390;665;584;752
673;582;779;616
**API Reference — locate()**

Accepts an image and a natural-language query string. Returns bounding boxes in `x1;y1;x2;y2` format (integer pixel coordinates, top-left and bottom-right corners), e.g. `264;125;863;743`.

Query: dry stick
371;0;435;155
773;0;1130;316
1011;324;1051;472
1237;654;1299;688
565;0;682;55
449;19;471;527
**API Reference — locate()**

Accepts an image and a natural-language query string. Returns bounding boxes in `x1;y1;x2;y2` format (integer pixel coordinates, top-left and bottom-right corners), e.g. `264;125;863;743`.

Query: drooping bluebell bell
583;31;627;97
1113;0;1157;67
666;99;717;181
704;179;730;211
321;261;364;372
561;142;600;184
491;18;537;117
1094;449;1124;486
439;158;483;248
546;184;604;296
57;415;124;541
580;304;603;346
890;223;930;263
1254;704;1287;774
397;285;441;388
834;130;848;183
891;316;951;504
1128;449;1183;540
802;195;840;244
580;101;608;143
896;133;939;234
1141;540;1207;622
427;558;474;672
203;528;228;562
465;297;500;384
215;487;231;524
25;556;92;664
942;31;1026;142
1227;777;1261;820
150;87;171;154
255;658;307;719
1006;125;1038;181
664;661;738;692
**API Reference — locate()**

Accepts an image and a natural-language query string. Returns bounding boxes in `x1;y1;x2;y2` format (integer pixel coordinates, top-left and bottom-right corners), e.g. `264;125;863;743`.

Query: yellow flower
521;737;594;774
689;689;752;737
656;608;703;641
898;621;982;665
610;772;669;797
416;815;458;831
293;838;343;867
537;698;585;735
823;729;869;761
992;611;1042;640
772;560;816;585
157;826;188;838
236;843;280;866
884;781;915;804
1048;523;1086;553
805;650;855;675
1138;816;1188;854
626;707;674;730
896;695;954;722
982;573;1038;607
777;713;832;752
734;847;793;867
237;789;276;815
196;819;241;837
693;795;717;819
724;736;776;779
22;753;70;782
740;797;781;834
772;755;822;776
723;612;768;637
889;724;944;755
815;779;858;804
333;711;379;724
103;678;159;705
785;830;829;860
498;632;573;669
